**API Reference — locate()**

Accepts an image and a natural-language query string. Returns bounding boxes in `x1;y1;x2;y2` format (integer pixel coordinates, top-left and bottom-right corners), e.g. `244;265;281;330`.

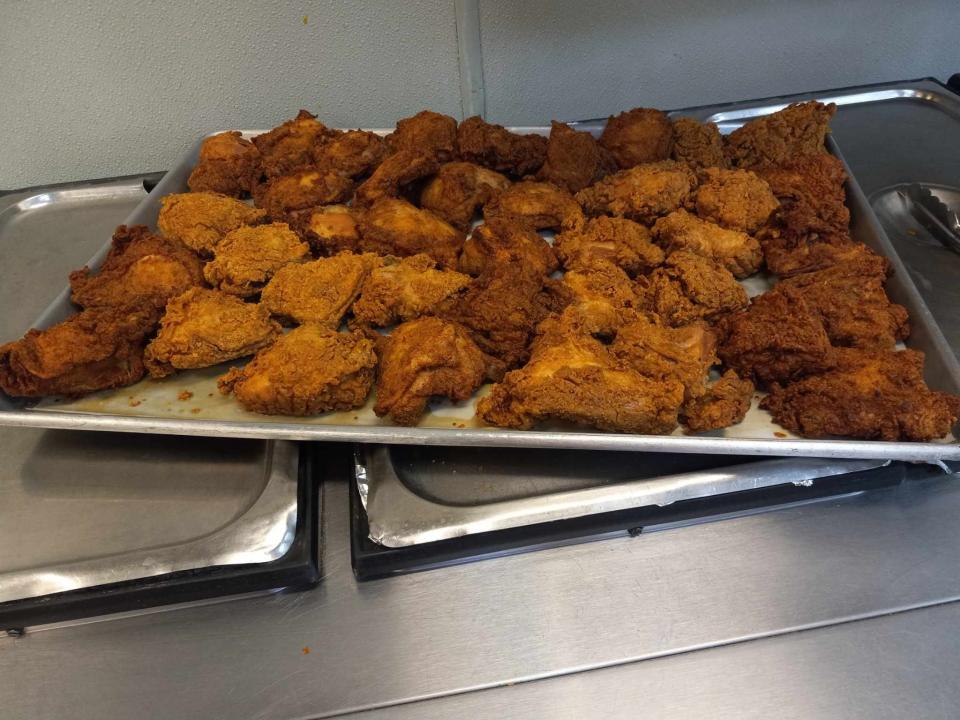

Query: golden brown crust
253;169;354;218
671;117;727;170
252;109;339;177
599;107;674;169
353;149;440;208
203;223;310;297
575;161;697;225
458;223;558;278
724;101;836;169
682;370;754;432
637;250;748;326
694;168;779;234
312;130;386;179
537;121;617;193
357;198;465;269
420;162;511;232
386;110;458;161
188;131;262;197
561;261;642;333
483;180;584;232
456;117;547;176
653;209;761;278
288;204;361;255
158;192;266;255
554;216;663;276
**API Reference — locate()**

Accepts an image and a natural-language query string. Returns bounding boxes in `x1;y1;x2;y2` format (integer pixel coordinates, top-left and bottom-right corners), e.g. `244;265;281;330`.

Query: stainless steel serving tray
2;93;960;461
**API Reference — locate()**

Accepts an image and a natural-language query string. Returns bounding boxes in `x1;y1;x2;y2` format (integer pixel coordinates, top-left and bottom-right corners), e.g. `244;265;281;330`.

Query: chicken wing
724;101;836;169
420;162;511;231
70;225;204;312
537;121;617;193
289;204;361;255
253;168;354;218
157;192;266;255
716;287;834;387
483;180;584;232
358;197;465;268
694;168;779;234
671;117;727;170
261;252;380;327
386;110;458;161
476;309;684;433
351;254;470;327
353;149;439;208
762;347;960;441
575;160;696;225
682;370;754;432
458;223;558;277
0;307;154;397
203;222;310;297
312;129;386;179
554;216;663;276
374;317;489;425
456;116;547;177
218;326;377;416
252;109;339;177
188;131;262;197
599;107;674;169
144;288;281;378
653;209;761;278
637;250;748;326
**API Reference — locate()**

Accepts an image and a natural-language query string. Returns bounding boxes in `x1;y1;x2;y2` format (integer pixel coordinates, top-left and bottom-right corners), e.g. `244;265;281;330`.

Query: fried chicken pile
3;101;955;445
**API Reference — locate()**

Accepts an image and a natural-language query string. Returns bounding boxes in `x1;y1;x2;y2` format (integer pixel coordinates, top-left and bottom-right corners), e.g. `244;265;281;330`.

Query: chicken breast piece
459;223;558;277
203;222;310;297
537;121;617;193
158;192;266;255
724;101;836;169
386;110;458;161
694;168;779;234
144;288;281;378
218;326;377;416
289;204;361;255
562;261;642;333
483;180;584;232
188;131;262;197
653;209;762;278
420;162;511;231
358;197;465;269
312;130;386;179
252;109;339;178
554;216;663;276
456;116;548;176
575;161;696;225
670;117;727;170
253;169;354;218
600;107;674;168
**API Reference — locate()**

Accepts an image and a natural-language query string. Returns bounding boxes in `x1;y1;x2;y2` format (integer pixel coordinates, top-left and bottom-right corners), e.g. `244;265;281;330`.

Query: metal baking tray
2;94;959;461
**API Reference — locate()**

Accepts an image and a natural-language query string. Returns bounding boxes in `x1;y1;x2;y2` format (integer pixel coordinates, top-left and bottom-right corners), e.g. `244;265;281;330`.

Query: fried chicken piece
611;314;717;402
0;307;153;397
483;180;584;232
358;197;465;269
716;287;834;387
682;370;754;432
459;223;558;277
374;317;488;425
724;101;836;169
599;107;674;169
312;130;386;179
203;222;310;297
420;162;511;231
653;209;761;278
637;251;748;327
554;216;663;276
536;121;617;193
353;149;440;207
143;288;281;378
777;260;909;349
157;192;266;255
694;168;779;234
289;204;361;255
456;116;548;177
762;348;960;442
187;131;262;197
386;110;458;161
351;254;470;327
763;238;887;279
576;161;697;225
261;253;379;327
70;225;204;312
477;309;684;433
252;109;339;177
671;117;727;170
218;326;376;416
253;168;354;218
562;261;642;333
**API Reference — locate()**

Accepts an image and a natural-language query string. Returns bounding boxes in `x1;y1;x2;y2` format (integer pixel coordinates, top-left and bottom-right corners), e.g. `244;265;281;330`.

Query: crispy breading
70;225;204;312
253;169;354;218
762;347;960;441
374;317;489;425
575;160;697;225
203;222;310;297
682;370;754;432
459;223;558;277
537;121;617;193
599;107;674;168
671;117;727;170
554;216;663;276
312;130;386;179
188;131;262;197
694;168;779;234
351;254;470;327
157;192;266;255
653;209;762;278
483;180;584;232
724;101;836;169
637;250;748;326
353;149;439;208
144;288;281;378
252;109;339;177
0;307;154;397
261;253;380;327
420;162;511;231
386;110;458;161
562;261;642;333
456;116;547;176
358;197;465;268
288;204;361;255
218;326;376;416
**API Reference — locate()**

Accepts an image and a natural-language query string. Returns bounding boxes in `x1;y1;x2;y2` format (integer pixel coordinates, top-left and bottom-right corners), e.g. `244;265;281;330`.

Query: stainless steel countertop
4;80;960;719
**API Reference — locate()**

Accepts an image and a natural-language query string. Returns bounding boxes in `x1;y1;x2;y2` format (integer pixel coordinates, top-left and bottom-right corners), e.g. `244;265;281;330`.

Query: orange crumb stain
128;399;142;407
302;646;310;654
178;390;194;401
774;431;787;438
190;407;202;414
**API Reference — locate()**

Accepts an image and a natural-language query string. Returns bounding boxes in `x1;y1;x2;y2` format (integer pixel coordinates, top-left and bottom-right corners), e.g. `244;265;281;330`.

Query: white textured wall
2;0;958;188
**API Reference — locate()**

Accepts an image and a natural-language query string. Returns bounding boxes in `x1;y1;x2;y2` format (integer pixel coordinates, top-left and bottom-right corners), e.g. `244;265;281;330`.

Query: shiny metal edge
0;439;300;603
357;445;889;547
